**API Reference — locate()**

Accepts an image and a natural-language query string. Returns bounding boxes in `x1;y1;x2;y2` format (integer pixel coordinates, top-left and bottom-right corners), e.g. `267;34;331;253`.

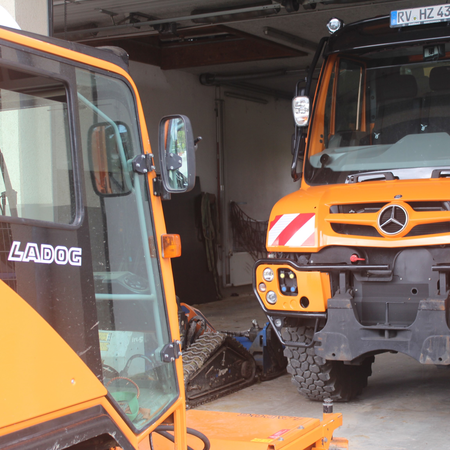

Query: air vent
331;223;382;237
406;222;450;237
407;201;450;212
330;203;386;214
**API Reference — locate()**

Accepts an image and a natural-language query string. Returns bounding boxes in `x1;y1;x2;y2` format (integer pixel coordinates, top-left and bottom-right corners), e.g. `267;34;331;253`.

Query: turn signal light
162;234;182;258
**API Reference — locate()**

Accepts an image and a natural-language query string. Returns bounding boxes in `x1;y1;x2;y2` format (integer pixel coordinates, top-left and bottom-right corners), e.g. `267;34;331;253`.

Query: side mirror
292;96;310;127
158;115;195;193
89;121;132;196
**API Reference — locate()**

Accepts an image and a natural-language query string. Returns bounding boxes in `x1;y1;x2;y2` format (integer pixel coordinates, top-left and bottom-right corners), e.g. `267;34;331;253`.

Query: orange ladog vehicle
255;3;450;402
0;18;347;450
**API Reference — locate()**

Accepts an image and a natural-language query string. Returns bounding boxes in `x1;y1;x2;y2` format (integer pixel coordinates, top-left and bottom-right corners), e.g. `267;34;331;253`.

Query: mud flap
182;332;257;408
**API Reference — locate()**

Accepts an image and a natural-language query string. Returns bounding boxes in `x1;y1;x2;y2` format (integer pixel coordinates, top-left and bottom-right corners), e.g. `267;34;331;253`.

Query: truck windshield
305;46;450;185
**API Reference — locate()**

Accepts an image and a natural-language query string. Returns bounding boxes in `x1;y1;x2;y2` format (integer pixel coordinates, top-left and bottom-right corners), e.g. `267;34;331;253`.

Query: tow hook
350;254;365;263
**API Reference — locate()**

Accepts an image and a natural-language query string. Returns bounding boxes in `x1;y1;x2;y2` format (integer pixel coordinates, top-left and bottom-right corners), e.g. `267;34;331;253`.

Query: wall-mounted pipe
48;0;53;36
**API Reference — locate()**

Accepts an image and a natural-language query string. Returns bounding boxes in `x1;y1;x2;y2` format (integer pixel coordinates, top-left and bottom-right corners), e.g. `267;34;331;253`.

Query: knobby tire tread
282;326;373;402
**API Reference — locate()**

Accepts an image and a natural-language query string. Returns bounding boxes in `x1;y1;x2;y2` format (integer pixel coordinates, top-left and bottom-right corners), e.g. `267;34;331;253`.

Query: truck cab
255;5;450;401
0;22;197;449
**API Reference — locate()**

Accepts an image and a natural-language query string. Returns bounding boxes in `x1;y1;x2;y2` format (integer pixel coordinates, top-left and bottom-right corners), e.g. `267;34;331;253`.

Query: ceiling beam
81;26;306;70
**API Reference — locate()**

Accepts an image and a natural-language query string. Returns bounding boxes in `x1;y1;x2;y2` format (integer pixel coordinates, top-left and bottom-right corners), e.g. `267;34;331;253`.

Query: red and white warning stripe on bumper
268;213;315;247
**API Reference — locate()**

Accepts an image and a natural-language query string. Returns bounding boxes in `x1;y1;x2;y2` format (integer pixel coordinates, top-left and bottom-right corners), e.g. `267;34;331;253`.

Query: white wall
130;61;218;195
0;0;48;35
131;61;298;221
130;62;299;284
222;92;298;221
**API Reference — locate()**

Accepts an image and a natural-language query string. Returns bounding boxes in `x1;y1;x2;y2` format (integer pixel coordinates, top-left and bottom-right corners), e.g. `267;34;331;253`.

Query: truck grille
330;203;386;214
331;223;381;237
330;201;450;238
408;201;450;212
405;222;450;237
330;201;450;214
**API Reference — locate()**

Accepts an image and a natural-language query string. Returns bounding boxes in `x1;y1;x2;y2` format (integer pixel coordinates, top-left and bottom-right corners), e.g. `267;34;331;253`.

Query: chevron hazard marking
268;213;315;247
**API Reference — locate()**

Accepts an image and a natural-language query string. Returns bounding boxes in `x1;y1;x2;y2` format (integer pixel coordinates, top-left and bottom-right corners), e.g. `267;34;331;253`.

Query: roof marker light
327;18;344;34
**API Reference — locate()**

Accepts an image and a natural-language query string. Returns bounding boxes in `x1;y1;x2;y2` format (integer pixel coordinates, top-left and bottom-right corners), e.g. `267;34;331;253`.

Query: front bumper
315;292;450;364
254;259;450;364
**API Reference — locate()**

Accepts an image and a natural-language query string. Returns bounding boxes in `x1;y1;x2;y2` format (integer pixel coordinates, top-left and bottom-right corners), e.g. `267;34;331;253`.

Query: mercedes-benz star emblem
378;204;408;235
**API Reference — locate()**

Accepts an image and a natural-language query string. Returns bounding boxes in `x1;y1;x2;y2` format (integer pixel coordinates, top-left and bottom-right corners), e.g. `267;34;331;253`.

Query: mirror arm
132;153;155;174
153;176;172;200
165;153;182;171
291;128;305;182
305;36;328;97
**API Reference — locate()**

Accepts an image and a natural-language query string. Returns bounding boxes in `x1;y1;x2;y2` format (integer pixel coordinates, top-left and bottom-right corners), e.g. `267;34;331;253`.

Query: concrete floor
193;288;450;450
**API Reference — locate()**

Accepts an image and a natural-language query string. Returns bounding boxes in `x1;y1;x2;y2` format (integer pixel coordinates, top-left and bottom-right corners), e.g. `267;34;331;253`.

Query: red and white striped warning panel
268;213;315;247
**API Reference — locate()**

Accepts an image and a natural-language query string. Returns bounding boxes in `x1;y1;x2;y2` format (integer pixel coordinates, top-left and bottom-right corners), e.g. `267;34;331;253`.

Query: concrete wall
130;61;299;285
130;61;218;196
131;61;298;221
0;0;48;35
223;94;298;221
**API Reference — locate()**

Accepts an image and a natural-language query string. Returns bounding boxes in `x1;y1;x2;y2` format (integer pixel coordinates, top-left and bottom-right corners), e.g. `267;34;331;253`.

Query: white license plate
391;4;450;27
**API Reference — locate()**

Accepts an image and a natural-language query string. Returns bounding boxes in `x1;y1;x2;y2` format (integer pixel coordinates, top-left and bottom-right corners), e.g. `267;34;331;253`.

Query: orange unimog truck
0;19;347;450
255;3;450;402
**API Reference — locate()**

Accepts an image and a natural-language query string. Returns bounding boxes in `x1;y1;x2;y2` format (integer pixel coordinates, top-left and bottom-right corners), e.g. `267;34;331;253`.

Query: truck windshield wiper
346;171;395;184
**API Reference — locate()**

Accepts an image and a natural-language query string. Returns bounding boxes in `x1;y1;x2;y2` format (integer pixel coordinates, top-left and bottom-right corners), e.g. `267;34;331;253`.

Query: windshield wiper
346;171;395;184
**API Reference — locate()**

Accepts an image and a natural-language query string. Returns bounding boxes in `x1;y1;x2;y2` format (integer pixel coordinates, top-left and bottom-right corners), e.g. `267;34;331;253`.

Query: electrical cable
200;193;222;298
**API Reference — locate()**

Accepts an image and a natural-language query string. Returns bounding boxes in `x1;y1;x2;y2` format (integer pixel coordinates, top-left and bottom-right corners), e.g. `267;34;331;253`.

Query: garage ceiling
52;0;442;97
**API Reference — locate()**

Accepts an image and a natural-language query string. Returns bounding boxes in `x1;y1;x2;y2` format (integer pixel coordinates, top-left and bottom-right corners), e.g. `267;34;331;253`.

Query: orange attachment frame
153;410;347;450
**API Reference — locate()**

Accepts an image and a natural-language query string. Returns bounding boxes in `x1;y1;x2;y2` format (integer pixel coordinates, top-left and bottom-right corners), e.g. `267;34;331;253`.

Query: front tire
282;326;373;402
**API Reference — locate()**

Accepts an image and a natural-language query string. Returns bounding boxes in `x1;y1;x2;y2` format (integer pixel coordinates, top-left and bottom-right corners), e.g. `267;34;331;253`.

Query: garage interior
50;0;442;301
16;0;450;448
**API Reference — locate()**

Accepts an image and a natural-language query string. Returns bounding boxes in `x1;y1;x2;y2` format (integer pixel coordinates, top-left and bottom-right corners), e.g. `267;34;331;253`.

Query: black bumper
315;293;450;365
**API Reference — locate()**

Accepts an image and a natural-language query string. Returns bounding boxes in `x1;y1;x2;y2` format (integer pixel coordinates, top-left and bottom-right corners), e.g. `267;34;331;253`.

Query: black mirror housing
158;114;196;193
88;121;133;197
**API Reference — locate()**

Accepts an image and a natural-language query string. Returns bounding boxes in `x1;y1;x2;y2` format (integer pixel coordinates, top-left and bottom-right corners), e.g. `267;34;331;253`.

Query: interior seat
373;74;420;144
421;66;450;134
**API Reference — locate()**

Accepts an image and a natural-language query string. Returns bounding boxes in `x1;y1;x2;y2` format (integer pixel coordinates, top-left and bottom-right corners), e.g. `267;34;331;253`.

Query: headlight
263;268;274;282
266;290;277;305
259;283;267;292
292;96;310;127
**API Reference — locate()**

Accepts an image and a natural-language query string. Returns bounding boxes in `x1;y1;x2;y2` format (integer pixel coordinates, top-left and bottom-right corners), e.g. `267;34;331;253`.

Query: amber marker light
162;234;182;258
